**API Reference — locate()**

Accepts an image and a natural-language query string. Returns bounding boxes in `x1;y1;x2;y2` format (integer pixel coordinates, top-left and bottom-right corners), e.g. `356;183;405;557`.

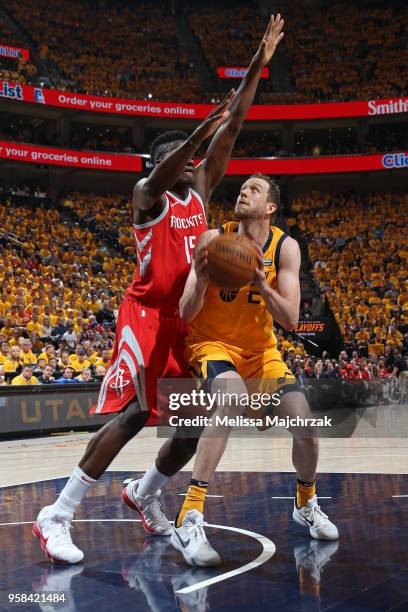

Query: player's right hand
254;14;285;67
191;90;235;144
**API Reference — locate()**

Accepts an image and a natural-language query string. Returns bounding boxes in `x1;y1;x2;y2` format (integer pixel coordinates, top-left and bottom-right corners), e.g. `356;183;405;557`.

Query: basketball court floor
1;427;407;611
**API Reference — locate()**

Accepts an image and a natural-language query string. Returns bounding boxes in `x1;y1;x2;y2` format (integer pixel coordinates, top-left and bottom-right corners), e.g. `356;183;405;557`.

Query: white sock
136;463;169;498
50;466;97;518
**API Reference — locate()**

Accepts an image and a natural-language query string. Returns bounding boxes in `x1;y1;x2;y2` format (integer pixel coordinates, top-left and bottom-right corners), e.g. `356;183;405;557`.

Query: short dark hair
150;130;188;164
250;173;280;210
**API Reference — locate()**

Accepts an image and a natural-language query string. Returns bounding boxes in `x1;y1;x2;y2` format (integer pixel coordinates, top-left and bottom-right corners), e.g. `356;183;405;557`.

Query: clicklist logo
382;153;408;169
0;81;23;100
0;46;20;58
225;68;248;78
34;88;45;103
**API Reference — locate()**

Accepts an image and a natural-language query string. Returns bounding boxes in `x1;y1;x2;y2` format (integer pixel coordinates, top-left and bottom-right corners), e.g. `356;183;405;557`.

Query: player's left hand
194;244;210;284
255;14;285;67
253;245;267;289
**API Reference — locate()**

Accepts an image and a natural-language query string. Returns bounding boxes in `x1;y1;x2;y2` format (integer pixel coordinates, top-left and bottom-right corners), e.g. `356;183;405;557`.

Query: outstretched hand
255;14;285;67
191;89;235;144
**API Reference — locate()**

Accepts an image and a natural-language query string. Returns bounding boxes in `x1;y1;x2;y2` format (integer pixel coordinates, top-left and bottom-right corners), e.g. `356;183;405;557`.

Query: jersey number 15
184;235;196;264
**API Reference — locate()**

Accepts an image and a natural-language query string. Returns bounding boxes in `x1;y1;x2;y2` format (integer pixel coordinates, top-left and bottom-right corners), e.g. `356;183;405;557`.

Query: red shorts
92;297;190;425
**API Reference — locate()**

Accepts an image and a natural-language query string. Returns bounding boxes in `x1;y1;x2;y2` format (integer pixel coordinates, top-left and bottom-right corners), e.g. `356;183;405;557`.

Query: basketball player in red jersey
32;15;284;564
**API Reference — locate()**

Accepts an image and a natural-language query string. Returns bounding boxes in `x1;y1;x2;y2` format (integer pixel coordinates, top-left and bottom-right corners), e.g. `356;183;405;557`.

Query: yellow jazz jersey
189;222;288;351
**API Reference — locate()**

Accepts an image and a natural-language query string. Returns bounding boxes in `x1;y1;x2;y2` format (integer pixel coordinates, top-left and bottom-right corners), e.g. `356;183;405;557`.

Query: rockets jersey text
126;188;207;312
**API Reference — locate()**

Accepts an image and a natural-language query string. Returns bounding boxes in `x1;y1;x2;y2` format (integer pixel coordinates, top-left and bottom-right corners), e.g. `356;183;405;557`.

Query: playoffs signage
294;318;333;342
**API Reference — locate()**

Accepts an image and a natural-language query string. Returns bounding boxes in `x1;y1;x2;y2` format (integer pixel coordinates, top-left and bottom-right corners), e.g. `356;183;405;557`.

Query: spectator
62;321;77;349
53;366;79;384
52;317;67;338
0;341;10;364
48;357;60;375
76;368;93;383
11;364;39;385
95;348;111;370
38;363;55;384
0;365;7;385
33;357;47;377
70;348;91;373
19;339;37;365
394;354;408;404
3;346;22;374
95;365;107;379
58;350;71;369
41;315;53;337
96;300;115;326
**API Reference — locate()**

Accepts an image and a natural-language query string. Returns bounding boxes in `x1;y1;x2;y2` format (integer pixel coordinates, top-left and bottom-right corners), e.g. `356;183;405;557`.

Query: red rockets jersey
126;188;207;313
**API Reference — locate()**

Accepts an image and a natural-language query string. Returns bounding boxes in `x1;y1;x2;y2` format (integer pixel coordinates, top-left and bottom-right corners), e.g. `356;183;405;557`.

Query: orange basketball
207;233;257;289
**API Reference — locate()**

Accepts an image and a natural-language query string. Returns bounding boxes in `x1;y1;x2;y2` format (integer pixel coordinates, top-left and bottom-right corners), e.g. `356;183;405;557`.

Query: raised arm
254;236;301;330
179;230;217;322
195;14;284;203
132;95;234;213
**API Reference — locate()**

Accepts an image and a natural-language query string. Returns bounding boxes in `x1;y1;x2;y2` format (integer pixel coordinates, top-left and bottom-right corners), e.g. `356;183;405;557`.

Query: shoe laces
185;515;213;548
304;503;328;527
146;498;165;519
141;497;169;527
52;516;73;539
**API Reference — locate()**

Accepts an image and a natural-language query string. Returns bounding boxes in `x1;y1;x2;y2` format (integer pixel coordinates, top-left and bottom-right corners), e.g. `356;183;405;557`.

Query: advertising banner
0;384;111;436
1;80;407;121
0;141;142;172
217;66;270;79
225;152;408;175
0;44;30;61
1;141;406;174
294;318;334;342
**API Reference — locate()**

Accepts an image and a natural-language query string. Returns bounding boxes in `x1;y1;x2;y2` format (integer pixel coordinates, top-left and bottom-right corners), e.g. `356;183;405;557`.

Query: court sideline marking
0;518;276;595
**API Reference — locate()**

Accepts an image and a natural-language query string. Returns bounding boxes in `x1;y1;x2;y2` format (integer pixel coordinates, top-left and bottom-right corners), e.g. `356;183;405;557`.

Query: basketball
207;233;258;289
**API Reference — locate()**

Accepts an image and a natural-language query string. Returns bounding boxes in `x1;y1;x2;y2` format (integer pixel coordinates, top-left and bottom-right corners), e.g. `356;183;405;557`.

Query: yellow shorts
186;339;298;396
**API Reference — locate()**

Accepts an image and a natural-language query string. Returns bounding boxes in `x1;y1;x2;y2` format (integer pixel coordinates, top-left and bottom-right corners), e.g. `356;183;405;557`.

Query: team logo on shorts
108;367;130;398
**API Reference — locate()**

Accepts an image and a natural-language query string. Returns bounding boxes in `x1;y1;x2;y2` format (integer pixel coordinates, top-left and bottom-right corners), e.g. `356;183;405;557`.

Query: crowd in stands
1;1;406;104
0;190;135;385
0;120;136;154
0;13;37;86
188;2;407;104
289;191;408;363
282;3;407;103
4;0;201;102
188;5;272;92
0;188;235;386
279;340;407;405
2;118;405;159
1;186;407;402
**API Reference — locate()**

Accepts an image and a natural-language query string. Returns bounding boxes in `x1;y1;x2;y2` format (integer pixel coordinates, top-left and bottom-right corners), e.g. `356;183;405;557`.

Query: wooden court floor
1;430;407;488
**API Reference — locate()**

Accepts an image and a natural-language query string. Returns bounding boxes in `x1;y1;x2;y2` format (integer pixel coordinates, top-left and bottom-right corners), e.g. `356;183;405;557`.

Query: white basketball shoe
170;509;221;567
121;478;171;536
293;496;339;540
32;506;84;564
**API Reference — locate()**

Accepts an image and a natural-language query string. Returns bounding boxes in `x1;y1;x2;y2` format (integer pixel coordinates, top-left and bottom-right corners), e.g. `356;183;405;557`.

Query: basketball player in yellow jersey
170;174;338;567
